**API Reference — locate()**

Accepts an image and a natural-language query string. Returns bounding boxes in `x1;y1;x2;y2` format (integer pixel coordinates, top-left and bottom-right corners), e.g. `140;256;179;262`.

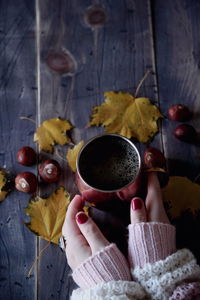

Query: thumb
75;212;109;254
130;197;147;224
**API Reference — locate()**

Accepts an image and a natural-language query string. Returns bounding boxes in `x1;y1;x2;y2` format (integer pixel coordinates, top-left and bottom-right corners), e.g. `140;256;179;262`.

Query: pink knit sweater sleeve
128;222;176;268
72;243;131;289
129;222;200;299
170;282;200;299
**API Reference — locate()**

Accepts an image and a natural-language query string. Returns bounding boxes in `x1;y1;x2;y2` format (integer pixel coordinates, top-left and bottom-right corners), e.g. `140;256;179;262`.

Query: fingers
75;211;110;254
146;172;162;201
130;197;147;224
62;194;85;238
62;195;93;270
145;172;170;224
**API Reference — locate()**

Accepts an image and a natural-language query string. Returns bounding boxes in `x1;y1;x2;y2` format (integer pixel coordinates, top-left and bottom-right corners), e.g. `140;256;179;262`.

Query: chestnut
17;146;37;166
39;159;61;183
168;104;192;122
15;172;38;193
173;124;197;142
143;147;166;169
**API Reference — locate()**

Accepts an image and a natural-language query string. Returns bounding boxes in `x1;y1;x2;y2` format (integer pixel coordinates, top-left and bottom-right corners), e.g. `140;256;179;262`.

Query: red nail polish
132;198;142;210
76;212;88;224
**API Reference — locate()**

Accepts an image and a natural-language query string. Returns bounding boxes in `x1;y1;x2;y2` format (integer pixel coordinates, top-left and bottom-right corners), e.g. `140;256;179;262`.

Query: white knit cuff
132;248;200;300
71;280;146;300
128;222;176;268
72;243;131;289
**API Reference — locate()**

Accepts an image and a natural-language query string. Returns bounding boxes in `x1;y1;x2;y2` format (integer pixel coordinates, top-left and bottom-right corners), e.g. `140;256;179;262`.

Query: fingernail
76;212;88;224
132;198;142;210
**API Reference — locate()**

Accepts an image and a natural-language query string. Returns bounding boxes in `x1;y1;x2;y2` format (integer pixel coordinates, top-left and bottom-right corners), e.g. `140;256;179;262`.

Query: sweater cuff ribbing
72;243;131;289
128;222;176;268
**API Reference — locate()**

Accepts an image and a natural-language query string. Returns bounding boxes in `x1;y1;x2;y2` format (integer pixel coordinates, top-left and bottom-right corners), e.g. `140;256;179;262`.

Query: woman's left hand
62;194;110;270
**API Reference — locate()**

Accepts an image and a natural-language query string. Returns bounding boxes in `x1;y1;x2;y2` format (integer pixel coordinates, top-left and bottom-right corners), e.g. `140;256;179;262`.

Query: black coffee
78;135;140;191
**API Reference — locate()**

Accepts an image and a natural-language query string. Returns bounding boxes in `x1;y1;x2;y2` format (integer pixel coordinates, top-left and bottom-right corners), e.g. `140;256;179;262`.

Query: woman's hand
130;172;170;224
61;195;109;270
128;172;175;268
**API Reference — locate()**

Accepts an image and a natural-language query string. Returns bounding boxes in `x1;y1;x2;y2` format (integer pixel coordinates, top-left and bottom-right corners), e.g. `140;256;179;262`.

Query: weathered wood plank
153;0;200;179
3;1;200;299
153;0;200;262
37;0;158;299
0;1;37;299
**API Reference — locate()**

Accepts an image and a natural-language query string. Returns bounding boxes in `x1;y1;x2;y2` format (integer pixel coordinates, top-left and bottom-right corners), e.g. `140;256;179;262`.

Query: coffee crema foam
79;136;140;191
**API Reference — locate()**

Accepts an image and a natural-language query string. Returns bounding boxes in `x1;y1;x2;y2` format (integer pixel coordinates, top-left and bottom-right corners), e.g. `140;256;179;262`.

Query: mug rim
76;133;141;193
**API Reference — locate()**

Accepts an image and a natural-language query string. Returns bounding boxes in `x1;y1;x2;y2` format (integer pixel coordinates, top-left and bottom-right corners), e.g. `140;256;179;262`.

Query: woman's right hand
128;172;176;268
130;172;170;224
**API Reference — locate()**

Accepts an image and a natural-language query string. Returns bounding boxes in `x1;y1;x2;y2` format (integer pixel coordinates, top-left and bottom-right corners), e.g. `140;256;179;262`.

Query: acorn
15;172;38;193
168;104;192;122
17;146;37;166
173;124;197;142
143;147;166;169
39;160;61;183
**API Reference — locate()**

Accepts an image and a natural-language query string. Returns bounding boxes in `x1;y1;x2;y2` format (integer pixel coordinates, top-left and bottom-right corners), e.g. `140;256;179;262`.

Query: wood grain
0;0;200;299
36;0;158;299
153;0;200;263
0;1;37;299
153;0;200;179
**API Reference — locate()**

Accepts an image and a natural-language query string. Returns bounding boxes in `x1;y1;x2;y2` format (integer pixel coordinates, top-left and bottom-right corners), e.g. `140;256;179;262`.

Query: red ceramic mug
76;134;141;203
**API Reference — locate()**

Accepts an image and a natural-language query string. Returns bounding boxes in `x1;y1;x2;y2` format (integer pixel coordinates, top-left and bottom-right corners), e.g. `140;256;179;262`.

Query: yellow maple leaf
25;187;70;244
66;141;84;172
162;176;200;219
89;92;163;143
34;118;72;152
83;205;90;215
0;169;8;202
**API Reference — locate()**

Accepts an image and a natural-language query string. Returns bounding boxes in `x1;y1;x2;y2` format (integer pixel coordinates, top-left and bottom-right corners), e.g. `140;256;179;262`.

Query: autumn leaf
0;169;9;202
66;141;84;172
89;92;163;143
34;118;72;152
162;176;200;219
25;187;70;244
83;205;90;215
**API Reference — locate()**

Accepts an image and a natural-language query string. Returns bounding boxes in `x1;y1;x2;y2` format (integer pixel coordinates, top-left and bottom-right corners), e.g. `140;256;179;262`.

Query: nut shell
17;146;37;166
168;104;192;122
173;124;197;142
143;147;166;169
39;160;61;183
15;172;38;193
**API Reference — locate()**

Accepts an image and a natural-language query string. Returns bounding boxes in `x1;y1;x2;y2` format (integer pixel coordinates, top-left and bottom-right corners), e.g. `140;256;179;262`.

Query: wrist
72;243;131;289
128;222;176;268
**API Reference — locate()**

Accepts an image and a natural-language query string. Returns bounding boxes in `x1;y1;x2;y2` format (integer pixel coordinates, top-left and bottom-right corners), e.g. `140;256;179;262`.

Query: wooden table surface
0;0;200;299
